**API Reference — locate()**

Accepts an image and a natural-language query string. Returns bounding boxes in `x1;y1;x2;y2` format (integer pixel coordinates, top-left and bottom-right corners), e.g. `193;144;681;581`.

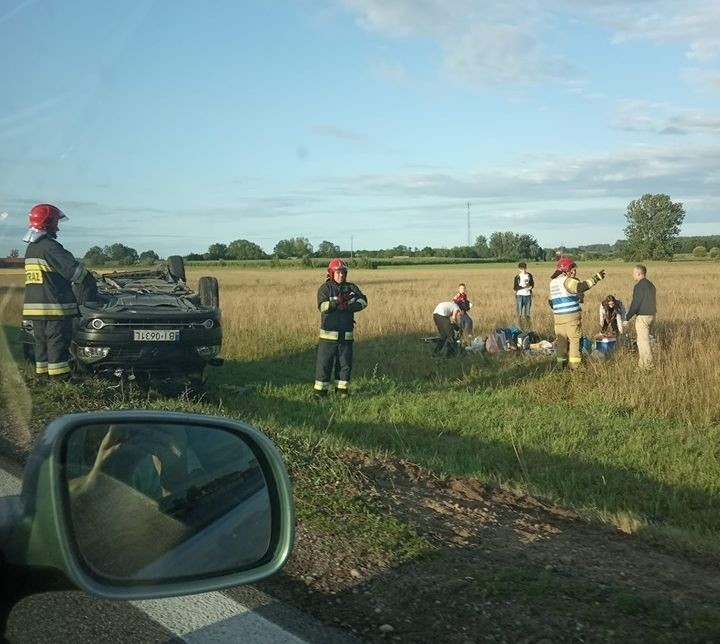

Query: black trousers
33;317;73;377
314;339;354;391
433;314;458;356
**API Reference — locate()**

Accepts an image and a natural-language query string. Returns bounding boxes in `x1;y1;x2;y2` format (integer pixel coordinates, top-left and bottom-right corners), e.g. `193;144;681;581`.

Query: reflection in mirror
63;422;272;583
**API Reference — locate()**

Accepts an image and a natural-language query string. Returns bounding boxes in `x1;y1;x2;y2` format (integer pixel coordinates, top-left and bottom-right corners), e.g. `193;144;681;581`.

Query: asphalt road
0;456;355;644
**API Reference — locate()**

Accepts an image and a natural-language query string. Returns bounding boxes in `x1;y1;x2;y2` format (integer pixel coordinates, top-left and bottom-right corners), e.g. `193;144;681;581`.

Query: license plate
133;329;180;342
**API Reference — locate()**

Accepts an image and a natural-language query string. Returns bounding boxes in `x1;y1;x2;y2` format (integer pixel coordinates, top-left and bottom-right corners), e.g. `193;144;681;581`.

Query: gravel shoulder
259;453;720;643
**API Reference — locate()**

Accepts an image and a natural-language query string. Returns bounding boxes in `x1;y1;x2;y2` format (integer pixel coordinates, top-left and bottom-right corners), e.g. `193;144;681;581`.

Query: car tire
198;276;220;308
167;255;186;282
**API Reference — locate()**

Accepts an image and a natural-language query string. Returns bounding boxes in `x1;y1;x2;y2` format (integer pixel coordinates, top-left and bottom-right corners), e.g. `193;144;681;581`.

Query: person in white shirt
513;262;534;329
432;301;463;357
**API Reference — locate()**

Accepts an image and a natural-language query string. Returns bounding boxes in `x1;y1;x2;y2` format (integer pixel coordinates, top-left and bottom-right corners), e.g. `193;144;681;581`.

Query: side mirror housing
0;410;294;600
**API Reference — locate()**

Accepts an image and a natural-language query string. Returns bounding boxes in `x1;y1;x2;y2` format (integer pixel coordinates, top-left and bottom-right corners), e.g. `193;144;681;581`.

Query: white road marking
0;465;21;494
0;465;307;643
133;594;306;643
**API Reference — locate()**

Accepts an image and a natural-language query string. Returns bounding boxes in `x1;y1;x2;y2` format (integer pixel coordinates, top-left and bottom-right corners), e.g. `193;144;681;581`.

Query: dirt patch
259;452;720;643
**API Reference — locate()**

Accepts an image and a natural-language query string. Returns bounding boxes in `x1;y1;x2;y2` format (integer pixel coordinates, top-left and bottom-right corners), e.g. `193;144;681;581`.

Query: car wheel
198;276;220;307
167;255;186;282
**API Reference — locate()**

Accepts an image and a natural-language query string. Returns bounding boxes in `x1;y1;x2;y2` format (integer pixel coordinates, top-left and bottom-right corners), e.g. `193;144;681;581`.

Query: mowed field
1;261;720;554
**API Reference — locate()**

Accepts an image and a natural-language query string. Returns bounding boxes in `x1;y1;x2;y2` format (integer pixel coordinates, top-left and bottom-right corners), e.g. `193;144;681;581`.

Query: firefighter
313;258;367;397
548;257;605;369
22;204;95;380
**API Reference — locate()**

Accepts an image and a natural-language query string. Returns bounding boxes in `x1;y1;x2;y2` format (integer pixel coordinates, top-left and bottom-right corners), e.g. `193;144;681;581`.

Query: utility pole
350;234;354;258
467;202;471;247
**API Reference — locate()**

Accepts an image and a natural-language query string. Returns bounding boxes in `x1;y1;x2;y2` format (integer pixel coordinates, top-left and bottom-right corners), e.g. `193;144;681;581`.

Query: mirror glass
62;421;272;583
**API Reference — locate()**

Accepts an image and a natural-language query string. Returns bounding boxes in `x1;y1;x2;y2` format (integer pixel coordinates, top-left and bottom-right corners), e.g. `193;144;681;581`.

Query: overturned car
22;256;223;392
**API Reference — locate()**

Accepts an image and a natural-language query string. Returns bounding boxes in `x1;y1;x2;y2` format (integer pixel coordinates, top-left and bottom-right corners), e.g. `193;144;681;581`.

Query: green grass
202;334;720;556
4;318;720;555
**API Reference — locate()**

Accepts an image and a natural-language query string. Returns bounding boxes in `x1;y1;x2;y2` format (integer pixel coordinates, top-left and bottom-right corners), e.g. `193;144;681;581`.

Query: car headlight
195;345;221;358
75;346;111;363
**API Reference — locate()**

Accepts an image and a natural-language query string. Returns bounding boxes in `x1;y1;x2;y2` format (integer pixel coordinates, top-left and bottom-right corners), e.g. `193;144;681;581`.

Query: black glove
593;269;606;283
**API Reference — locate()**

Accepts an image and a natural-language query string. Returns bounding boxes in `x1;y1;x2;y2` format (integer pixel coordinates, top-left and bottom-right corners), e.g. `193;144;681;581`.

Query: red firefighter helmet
555;256;576;273
28;204;67;232
327;258;348;280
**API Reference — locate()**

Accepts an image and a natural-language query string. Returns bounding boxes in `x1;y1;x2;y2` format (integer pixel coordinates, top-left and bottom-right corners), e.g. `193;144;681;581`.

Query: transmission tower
467;202;471;246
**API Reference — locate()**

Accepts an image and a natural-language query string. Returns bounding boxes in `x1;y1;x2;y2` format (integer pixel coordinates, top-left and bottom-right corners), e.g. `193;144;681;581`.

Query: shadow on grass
204;335;720;542
210;333;558;393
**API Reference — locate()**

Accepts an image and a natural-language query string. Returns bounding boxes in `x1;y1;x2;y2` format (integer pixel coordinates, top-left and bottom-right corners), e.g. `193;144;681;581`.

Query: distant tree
84;246;107;265
9;248;19;258
139;250;160;263
316;240;341;258
205;243;228;260
103;243;138;264
516;234;543;260
623;194;685;261
227;239;266;260
418;246;435;257
184;252;205;261
488;232;518;258
693;246;707;258
709;247;720;259
474;235;489;258
274;237;313;258
449;246;477;258
390;244;412;257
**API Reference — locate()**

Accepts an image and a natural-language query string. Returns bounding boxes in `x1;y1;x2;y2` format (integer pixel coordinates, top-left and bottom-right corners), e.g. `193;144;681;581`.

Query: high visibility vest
549;275;581;315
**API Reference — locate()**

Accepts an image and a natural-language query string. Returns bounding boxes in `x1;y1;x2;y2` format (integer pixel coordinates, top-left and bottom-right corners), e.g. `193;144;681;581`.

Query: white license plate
133;329;180;342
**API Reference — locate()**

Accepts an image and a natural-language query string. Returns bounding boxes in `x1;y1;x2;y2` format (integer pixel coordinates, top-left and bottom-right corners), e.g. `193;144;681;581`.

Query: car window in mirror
62;422;272;584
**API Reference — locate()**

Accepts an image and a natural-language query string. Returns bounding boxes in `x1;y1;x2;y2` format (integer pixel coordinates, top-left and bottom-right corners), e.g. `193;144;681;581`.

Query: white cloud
565;0;720;61
339;0;572;88
308;123;370;143
339;1;720;89
612;100;720;135
683;67;720;93
319;142;720;205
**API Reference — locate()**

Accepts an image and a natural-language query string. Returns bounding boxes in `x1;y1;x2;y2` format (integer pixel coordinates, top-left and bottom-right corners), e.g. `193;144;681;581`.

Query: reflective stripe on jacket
23;236;82;318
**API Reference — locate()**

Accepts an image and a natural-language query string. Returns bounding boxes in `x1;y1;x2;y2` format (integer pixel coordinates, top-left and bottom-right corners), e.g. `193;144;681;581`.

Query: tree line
74;194;707;265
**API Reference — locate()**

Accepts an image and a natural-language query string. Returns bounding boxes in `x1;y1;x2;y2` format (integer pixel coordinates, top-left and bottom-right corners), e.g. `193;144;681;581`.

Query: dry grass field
191;261;719;426
1;260;719;426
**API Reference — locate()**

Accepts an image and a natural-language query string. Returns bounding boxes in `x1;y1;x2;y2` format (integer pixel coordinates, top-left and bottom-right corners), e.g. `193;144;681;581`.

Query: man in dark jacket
22;203;96;380
623;264;657;369
313;258;367;397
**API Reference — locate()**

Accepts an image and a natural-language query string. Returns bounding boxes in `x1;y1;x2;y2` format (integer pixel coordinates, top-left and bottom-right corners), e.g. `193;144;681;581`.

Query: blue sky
1;0;719;257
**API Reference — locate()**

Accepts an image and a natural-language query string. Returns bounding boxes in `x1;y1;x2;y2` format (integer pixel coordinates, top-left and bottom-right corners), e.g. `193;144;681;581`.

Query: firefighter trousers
314;339;353;392
32;318;73;377
554;312;582;368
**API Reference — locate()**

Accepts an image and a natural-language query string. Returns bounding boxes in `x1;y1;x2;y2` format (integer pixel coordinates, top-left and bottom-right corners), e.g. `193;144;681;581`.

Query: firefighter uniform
313;278;367;395
548;259;605;369
23;236;88;377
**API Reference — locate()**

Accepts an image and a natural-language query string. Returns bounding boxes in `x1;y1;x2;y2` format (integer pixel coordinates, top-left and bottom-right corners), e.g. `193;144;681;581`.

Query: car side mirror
0;411;294;601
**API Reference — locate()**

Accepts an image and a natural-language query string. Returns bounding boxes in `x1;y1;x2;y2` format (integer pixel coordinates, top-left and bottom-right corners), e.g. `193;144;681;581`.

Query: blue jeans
459;314;473;337
516;295;532;324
